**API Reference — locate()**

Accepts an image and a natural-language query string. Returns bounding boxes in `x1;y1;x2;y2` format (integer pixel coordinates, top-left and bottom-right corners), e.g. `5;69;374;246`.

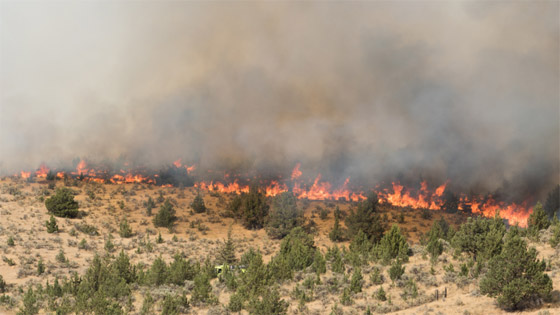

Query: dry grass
0;177;558;314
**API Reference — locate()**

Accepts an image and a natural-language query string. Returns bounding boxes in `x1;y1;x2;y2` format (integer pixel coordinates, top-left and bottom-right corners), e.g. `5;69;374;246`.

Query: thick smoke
1;2;558;202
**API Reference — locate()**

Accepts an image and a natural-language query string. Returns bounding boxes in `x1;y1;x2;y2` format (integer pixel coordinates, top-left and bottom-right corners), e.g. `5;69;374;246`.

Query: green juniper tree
266;192;304;239
45;187;79;218
544;185;560;219
480;232;552;310
329;206;345;242
527;202;550;240
345;192;386;243
241;185;269;230
377;224;409;264
153;199;177;229
45;215;58;233
119;218;132;238
451;215;506;261
217;228;237;265
144;196;156;216
191;192;206;213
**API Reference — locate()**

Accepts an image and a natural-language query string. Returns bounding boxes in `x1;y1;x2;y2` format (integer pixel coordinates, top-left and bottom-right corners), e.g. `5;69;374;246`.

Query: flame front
15;161;532;227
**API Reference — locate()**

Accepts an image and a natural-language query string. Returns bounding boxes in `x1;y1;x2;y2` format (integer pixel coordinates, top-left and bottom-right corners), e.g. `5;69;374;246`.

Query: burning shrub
345;192;386;243
442;191;459;213
153;199;177;230
480;232;552;310
156;166;194;187
45;187;79;218
266;192;304;239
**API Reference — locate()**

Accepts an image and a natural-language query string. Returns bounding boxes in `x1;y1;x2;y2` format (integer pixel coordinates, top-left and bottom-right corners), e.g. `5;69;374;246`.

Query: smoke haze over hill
1;1;558;201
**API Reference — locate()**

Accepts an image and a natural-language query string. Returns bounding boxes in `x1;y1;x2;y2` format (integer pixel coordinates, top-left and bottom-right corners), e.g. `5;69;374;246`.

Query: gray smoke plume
1;1;558;202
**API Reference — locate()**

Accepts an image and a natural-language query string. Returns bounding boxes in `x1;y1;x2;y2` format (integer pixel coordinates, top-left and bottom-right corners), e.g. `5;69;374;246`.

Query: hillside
0;177;558;314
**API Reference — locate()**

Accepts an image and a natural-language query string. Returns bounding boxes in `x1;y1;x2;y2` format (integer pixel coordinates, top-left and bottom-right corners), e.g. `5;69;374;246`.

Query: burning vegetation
15;159;535;227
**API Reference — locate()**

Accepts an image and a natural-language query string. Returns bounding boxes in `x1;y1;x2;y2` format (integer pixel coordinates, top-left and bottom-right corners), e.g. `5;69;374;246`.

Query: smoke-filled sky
1;1;558;201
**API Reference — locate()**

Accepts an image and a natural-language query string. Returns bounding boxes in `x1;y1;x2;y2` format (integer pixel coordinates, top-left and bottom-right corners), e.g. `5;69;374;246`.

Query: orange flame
173;159;182;168
186;165;196;174
35;164;49;178
15;161;532;227
378;181;445;210
291;163;302;180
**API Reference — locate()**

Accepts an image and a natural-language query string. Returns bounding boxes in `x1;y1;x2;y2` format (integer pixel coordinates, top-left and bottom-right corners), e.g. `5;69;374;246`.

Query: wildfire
14;161;533;227
291;163;302;180
469;197;531;227
378;181;447;210
173;158;196;174
35;164;49;178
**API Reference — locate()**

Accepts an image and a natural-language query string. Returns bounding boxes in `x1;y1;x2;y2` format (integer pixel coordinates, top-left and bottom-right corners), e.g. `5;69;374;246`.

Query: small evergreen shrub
191;193;206;213
240;186;269;230
217;229;237;264
329;206;346;242
350;268;363;293
388;260;405;282
544;185;559;219
45;187;79;218
37;259;45;275
549;220;560;248
376;286;387;301
119;219;133;238
528;202;550;240
370;267;383;285
45;215;58;233
377;224;409;264
0;275;6;293
266;192;304;239
56;249;66;264
19;287;38;315
153;199;177;229
192;271;216;305
275;227;316;272
104;234;115;252
247;288;288;315
426;233;443;263
144;197;155;216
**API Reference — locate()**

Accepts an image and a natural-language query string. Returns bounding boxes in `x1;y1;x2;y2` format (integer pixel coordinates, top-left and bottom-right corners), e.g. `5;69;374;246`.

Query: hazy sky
1;1;558;200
